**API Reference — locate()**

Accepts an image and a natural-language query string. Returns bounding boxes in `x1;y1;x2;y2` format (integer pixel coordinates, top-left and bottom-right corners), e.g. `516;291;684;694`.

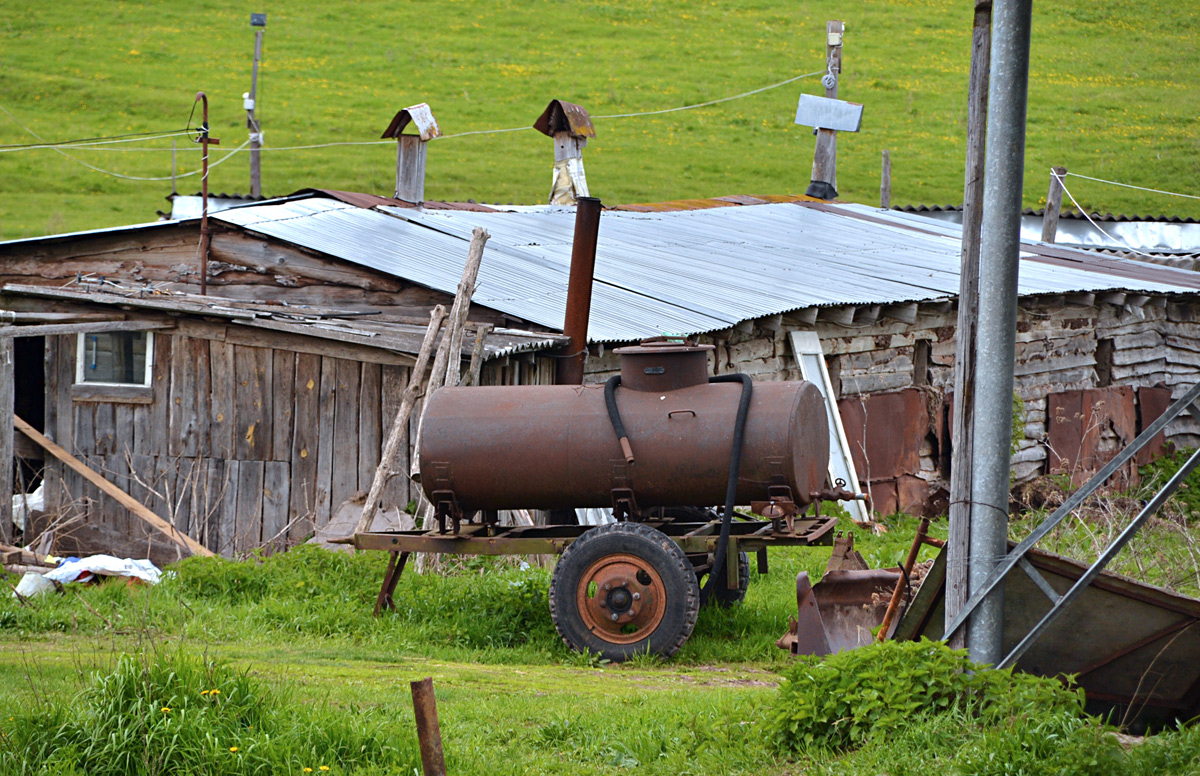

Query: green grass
1;1;1198;240
1;511;1197;773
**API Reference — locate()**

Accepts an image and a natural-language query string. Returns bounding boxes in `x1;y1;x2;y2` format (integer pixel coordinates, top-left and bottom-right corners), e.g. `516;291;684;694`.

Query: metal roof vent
381;103;441;204
533;99;595;206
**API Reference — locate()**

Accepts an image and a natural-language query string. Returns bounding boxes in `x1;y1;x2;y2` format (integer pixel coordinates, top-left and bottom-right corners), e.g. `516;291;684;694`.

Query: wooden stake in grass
411;677;447;776
353;305;448;537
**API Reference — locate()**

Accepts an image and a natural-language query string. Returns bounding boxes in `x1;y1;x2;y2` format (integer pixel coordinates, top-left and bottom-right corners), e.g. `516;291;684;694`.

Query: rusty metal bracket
431;490;463;534
610;487;640;521
374;551;410;616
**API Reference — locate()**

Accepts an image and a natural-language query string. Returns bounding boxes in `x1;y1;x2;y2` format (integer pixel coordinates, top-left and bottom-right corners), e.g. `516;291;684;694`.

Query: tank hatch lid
614;337;713;392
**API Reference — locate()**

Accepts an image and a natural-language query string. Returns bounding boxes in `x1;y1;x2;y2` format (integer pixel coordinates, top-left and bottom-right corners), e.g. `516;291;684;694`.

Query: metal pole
195;92;212;296
555;196;602;386
967;0;1032;666
946;0;992;651
248;25;264;197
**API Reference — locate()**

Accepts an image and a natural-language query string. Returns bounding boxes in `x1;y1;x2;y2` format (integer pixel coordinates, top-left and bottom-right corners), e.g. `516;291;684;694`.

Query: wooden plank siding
35;328;435;557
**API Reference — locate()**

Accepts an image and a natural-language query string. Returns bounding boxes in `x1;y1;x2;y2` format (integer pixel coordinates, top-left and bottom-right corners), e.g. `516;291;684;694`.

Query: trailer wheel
550;522;699;662
700;551;751;608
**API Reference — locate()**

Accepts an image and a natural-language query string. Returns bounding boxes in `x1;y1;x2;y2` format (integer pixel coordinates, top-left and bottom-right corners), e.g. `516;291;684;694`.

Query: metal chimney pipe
555;196;602;385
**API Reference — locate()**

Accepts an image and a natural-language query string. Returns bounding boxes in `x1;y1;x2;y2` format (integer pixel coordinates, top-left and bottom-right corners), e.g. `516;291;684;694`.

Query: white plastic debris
14;571;55;598
43;555;162;586
11;482;44;532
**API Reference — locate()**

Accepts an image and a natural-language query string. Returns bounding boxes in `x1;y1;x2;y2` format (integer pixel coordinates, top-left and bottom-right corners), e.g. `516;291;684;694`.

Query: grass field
1;1;1198;240
2;504;1199;773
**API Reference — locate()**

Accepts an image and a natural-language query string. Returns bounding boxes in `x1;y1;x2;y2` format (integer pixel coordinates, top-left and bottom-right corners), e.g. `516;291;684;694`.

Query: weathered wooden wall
0;223;515;324
41;331;415;556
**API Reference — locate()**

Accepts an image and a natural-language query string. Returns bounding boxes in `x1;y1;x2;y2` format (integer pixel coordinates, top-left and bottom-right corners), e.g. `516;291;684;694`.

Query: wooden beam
0;320;173;339
853;304;881;325
13;414;213;557
882;302;919;324
0;339;11;543
817;305;856;326
0;312;124;324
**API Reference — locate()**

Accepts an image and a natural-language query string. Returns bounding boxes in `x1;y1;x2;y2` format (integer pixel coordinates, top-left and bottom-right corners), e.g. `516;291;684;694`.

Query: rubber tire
549;522;700;662
701;551;751;608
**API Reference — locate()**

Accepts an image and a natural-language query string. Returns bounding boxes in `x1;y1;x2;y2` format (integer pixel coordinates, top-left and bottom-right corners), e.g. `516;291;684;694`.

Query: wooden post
805;20;844;200
1041;166;1067;243
464;324;493;387
410;677;447;776
352;306;447;537
0;337;12;544
880;149;892;209
443;229;490;388
946;0;991;650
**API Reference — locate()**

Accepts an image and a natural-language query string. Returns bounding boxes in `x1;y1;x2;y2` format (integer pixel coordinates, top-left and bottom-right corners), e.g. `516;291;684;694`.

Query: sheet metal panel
216;198;1193;345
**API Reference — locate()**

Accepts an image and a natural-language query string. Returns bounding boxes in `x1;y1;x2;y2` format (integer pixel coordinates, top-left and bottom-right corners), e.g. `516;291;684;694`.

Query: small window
76;331;154;386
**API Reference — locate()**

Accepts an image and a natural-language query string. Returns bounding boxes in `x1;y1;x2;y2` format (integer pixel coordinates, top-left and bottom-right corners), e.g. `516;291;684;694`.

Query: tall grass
1;650;419;775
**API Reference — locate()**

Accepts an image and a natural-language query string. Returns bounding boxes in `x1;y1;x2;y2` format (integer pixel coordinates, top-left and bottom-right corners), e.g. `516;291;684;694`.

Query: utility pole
246;12;266;198
966;0;1033;666
946;0;992;652
805;20;844;200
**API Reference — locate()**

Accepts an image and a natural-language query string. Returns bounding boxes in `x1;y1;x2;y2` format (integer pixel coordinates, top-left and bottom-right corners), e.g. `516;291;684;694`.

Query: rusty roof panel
532;100;596;139
380;103;442;141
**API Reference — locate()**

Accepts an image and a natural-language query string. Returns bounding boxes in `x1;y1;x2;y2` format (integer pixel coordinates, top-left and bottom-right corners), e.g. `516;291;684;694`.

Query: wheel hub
576;554;666;644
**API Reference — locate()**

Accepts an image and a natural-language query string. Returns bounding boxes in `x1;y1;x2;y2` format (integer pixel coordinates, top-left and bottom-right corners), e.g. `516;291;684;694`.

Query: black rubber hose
701;373;753;607
603;375;634;463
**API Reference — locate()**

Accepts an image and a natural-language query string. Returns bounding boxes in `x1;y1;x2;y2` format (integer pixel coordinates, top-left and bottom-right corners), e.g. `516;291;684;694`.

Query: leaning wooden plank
353;305;447;536
13;414;213;557
410;228;490;477
438;227;490;389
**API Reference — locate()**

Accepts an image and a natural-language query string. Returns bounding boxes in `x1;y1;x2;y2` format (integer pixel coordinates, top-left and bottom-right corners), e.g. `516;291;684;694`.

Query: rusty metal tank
417;339;829;513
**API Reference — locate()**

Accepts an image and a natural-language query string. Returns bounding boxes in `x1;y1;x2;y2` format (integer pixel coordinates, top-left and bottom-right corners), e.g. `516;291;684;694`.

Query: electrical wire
0;67;825;172
1056;175;1160;259
592;68;826;119
1065;172;1200;202
0;129;194;151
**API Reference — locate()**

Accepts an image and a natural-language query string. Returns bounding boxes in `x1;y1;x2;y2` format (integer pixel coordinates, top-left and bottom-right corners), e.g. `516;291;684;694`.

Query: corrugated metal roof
212;196;1199;343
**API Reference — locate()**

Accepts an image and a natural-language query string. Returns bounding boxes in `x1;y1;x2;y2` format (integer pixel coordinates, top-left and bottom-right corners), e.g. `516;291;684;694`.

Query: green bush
0;651;419;776
769;639;1087;752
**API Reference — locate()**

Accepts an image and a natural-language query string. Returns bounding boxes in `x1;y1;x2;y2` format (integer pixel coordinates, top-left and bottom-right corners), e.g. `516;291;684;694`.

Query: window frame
72;331;156;403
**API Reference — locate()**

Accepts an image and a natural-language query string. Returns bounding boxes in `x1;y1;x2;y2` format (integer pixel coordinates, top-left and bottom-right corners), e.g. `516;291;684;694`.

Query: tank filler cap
614;337;714;392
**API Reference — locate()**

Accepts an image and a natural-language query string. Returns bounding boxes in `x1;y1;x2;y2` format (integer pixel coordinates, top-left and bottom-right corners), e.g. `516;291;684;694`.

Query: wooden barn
4;189;1200;550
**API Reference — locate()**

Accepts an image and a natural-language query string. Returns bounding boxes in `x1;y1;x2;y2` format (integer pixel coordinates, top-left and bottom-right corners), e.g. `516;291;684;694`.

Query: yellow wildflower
230;746;239;753
161;707;171;713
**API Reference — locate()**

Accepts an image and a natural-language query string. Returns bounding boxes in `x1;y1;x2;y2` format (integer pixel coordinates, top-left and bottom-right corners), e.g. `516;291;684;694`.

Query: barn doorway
12;335;45;492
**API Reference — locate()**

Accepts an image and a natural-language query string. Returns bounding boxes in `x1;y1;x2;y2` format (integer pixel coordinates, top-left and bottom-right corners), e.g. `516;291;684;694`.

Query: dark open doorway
13;335;45;492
